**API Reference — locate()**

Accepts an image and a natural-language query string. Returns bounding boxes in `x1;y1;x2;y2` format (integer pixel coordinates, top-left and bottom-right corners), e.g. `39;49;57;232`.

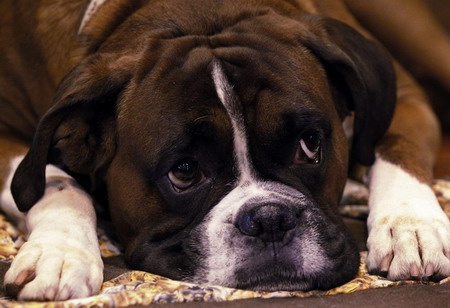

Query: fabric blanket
0;180;449;307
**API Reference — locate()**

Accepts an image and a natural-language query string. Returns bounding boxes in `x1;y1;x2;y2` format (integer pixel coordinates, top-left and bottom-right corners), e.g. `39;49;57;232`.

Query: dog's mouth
234;264;316;292
227;233;359;292
232;255;355;292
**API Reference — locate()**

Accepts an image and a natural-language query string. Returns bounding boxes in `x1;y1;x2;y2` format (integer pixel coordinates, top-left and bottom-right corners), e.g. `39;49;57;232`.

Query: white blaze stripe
212;62;254;184
79;0;109;33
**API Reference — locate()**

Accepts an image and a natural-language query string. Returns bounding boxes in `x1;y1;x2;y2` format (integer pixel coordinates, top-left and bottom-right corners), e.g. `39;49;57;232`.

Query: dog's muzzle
190;181;360;291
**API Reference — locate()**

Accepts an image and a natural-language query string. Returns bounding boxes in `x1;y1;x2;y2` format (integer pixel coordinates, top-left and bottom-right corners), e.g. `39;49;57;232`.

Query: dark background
418;0;450;177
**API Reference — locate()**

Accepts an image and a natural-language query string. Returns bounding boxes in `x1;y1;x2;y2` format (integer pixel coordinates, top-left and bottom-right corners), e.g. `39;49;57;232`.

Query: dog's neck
79;0;109;33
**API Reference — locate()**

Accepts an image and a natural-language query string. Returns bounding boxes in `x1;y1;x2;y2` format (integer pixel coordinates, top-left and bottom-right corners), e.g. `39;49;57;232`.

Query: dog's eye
294;134;321;164
168;161;205;192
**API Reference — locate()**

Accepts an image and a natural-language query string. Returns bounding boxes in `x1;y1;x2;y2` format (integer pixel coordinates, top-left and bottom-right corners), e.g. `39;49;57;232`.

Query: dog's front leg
1;156;103;301
366;66;450;280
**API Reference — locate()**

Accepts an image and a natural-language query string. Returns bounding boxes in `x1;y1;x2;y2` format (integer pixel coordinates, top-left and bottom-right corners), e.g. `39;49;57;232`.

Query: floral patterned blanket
1;180;449;307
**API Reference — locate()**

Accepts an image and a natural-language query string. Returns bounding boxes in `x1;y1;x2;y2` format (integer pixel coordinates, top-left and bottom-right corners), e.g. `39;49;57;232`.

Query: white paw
4;240;103;301
367;157;450;280
366;213;450;280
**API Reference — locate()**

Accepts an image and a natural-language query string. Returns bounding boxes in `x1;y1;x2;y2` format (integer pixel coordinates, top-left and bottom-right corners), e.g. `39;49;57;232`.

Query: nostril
279;209;298;231
240;213;262;236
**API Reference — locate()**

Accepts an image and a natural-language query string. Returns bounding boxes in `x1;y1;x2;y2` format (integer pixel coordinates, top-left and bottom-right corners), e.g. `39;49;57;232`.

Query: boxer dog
0;0;449;301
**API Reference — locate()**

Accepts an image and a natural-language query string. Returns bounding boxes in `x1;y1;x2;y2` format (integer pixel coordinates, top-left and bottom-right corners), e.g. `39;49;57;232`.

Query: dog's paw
366;210;450;281
367;157;450;280
4;240;103;301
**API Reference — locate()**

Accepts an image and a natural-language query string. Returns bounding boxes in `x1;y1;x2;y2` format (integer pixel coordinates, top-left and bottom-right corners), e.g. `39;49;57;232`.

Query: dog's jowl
0;0;449;301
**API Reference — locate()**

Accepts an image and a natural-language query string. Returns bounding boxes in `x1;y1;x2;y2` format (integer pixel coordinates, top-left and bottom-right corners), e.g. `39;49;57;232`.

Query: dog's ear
11;54;135;211
301;16;396;166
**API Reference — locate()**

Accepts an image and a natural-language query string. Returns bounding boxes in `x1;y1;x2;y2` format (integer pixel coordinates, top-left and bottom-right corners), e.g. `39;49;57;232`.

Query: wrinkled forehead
116;33;335;161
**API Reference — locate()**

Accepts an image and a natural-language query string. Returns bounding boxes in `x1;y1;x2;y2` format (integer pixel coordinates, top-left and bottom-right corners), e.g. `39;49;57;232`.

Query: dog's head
12;3;395;291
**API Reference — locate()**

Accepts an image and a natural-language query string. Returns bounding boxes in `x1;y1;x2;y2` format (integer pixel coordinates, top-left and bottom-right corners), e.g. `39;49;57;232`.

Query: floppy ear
301;16;396;166
11;54;135;212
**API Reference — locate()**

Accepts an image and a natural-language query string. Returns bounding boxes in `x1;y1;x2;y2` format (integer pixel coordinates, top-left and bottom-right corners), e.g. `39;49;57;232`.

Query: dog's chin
234;268;351;292
233;265;316;292
231;248;360;292
236;276;313;292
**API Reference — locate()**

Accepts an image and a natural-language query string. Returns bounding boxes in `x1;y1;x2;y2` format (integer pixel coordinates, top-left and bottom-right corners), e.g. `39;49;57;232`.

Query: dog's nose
235;204;299;242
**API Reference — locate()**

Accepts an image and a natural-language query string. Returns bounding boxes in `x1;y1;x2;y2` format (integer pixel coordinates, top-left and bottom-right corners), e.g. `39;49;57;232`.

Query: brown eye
168;161;205;192
294;134;321;164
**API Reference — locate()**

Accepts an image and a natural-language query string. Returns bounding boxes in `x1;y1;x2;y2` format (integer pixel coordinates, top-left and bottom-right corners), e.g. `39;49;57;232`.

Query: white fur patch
79;0;109;33
367;156;450;279
0;156;27;232
2;156;103;300
200;183;272;285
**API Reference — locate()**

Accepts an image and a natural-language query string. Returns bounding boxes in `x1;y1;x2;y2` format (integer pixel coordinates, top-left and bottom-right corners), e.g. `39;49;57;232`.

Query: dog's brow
211;62;255;184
